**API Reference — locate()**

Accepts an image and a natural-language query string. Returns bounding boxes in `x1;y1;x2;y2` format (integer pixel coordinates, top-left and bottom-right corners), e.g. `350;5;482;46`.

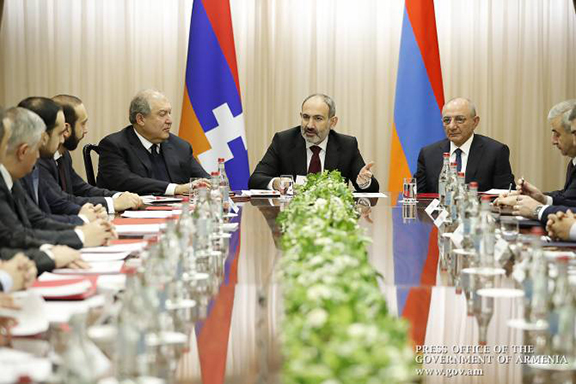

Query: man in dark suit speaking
98;89;209;195
414;97;514;193
248;94;378;192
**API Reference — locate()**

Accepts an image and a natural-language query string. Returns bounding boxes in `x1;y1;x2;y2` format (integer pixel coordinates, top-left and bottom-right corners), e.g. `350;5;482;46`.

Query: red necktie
308;146;322;174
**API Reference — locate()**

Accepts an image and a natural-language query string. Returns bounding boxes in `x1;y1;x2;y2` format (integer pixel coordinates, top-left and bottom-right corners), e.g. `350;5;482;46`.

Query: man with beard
248;94;379;192
34;95;142;213
18;97;105;224
97;89;209;195
0;107;115;250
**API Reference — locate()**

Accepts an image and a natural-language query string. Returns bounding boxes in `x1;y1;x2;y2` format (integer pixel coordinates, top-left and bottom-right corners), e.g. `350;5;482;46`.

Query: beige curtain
0;0;575;191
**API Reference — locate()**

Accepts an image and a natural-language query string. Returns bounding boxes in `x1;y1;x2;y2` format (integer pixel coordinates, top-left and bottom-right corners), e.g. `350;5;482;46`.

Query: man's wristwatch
533;205;544;219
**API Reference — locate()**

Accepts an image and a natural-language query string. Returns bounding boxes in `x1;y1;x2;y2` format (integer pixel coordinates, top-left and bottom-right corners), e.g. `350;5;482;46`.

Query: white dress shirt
133;128;177;196
449;134;474;174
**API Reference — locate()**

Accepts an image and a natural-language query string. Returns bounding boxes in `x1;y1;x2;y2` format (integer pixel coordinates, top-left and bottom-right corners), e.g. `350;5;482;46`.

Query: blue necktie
455;148;462;173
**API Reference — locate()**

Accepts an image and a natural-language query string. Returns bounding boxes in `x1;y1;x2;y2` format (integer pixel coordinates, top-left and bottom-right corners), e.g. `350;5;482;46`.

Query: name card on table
433;209;449;228
425;199;441;216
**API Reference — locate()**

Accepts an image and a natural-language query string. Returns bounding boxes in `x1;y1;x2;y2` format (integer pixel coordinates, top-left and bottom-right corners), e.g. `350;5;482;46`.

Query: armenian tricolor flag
179;0;249;190
388;0;445;192
389;0;444;347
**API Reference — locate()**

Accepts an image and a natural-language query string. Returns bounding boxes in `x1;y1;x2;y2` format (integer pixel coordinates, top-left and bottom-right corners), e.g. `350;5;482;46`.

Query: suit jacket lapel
292;135;307;176
464;136;483;183
13;181;32;227
324;132;340;171
62;152;74;193
0;175;16;213
565;162;576;190
161;140;178;182
126;128;153;176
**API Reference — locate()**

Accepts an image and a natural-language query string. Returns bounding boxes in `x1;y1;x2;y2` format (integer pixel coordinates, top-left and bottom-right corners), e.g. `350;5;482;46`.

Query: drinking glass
279;175;294;201
500;216;519;241
403;177;417;202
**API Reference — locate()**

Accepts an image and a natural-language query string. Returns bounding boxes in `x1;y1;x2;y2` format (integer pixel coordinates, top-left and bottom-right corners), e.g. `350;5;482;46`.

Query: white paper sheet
115;224;165;235
44;295;106;323
223;222;239;232
81;242;147;254
81;252;131;262
240;189;280;197
0;348;52;384
352;192;388;198
121;210;181;219
483;188;511;195
53;261;124;275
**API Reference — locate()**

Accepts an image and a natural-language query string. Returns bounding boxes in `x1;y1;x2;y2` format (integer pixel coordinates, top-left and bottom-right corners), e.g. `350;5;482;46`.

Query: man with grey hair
496;100;576;220
0;107;115;249
249;93;379;192
97;89;209;195
415;97;515;193
545;106;576;240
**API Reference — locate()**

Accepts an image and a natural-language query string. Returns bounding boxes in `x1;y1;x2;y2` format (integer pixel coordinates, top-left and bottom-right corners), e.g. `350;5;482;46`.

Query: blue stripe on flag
394;9;445;175
392;201;433;315
186;0;243;132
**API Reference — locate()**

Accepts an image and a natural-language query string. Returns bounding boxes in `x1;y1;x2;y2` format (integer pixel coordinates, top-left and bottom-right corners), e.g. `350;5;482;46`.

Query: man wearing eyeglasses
415;97;514;193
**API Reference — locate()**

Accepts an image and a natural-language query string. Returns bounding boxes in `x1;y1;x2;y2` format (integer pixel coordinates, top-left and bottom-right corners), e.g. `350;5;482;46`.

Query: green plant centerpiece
276;171;416;383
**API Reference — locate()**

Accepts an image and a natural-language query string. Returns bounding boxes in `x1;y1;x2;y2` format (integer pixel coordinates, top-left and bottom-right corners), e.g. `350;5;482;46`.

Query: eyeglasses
442;116;468;125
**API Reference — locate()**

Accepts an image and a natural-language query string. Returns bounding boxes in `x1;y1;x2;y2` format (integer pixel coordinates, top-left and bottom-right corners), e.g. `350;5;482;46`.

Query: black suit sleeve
38;160;108;208
348;137;379;192
66;152;117;198
490;144;515;189
414;149;429;193
0;187;84;249
0;248;55;275
248;133;282;189
98;136;171;195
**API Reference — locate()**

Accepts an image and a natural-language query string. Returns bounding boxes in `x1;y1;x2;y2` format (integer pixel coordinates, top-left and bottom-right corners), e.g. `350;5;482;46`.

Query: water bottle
438;152;450;206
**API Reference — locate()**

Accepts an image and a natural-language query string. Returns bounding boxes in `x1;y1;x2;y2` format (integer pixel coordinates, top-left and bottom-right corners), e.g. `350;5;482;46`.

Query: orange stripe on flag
179;87;212;156
387;125;412;193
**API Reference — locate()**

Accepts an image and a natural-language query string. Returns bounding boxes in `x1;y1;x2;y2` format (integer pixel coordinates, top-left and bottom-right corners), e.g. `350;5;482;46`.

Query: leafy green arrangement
277;171;416;383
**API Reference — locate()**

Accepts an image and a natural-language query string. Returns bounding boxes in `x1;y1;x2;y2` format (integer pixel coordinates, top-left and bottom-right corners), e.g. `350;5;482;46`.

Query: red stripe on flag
402;226;439;346
197;233;242;383
200;0;241;95
405;0;445;109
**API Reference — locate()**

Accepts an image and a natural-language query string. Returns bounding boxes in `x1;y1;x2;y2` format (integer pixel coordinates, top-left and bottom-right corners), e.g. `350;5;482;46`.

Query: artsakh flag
179;0;249;190
387;0;445;192
389;0;443;347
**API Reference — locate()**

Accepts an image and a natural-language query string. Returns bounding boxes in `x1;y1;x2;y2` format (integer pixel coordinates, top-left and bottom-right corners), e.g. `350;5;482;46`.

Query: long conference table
172;194;538;384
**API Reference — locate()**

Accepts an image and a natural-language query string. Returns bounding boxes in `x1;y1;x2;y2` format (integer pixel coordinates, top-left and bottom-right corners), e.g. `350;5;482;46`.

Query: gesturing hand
356;161;374;188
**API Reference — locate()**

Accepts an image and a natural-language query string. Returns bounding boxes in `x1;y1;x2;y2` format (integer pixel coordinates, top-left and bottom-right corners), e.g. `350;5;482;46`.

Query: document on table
121;210;181;219
81;252;131;262
44;295;106;323
115;223;165;236
240;189;281;197
352;192;387;198
52;260;124;275
81;242;148;254
483;189;510;195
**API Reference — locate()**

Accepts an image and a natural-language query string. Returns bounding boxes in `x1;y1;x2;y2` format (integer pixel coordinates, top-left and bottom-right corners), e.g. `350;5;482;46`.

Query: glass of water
278;175;293;201
403;177;417;202
500;216;519;241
